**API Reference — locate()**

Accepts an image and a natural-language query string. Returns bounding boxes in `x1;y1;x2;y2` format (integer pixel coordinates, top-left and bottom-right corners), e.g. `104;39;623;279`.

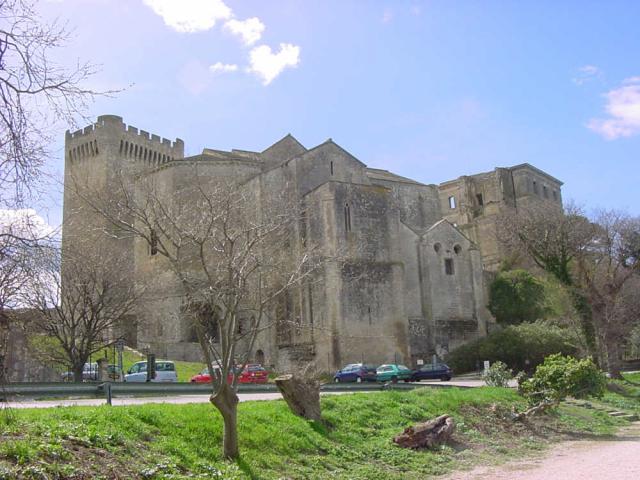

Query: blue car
411;363;453;382
333;364;377;383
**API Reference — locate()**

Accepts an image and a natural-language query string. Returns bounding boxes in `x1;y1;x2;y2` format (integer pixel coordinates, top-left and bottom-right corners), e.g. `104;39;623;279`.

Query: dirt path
445;422;640;480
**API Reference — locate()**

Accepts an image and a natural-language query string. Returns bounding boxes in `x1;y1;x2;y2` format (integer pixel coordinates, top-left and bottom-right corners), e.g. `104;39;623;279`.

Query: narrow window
476;193;484;206
553;190;558;201
344;203;351;233
444;258;454;275
543;185;548;198
533;181;539;195
119;140;124;154
330;161;334;175
94;140;99;155
150;229;158;256
454;244;462;255
433;243;441;253
448;196;456;209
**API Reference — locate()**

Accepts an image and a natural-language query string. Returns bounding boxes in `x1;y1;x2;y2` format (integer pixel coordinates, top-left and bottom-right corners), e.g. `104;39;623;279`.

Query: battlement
65;115;184;151
65;115;184;165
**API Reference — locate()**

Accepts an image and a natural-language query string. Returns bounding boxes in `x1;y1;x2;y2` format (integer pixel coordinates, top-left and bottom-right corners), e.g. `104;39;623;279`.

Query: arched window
454;244;462;255
434;243;441;253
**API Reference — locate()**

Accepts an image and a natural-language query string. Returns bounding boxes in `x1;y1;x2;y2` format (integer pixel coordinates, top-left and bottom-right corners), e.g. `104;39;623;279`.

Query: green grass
0;387;629;480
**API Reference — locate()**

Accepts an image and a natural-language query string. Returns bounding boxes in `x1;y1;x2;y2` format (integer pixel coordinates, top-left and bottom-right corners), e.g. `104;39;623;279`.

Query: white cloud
248;43;300;85
0;209;57;239
224;17;265;46
572;65;603;85
382;8;394;23
587;77;640;140
142;0;232;33
209;62;238;74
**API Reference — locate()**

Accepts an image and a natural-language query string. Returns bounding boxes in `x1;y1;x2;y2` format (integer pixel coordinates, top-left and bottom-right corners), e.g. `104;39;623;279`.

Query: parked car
376;364;413;383
61;363;122;382
61;363;98;382
124;360;177;382
190;364;269;384
411;363;453;382
333;364;377;383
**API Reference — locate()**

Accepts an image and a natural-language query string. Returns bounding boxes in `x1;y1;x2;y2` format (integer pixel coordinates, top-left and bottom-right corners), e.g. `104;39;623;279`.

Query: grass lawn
0;386;633;480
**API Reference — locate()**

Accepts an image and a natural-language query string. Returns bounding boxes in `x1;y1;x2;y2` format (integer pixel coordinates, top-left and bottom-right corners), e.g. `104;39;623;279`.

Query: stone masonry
62;115;563;371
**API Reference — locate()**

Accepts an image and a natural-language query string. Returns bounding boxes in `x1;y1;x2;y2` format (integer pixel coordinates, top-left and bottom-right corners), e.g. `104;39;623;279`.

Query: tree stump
393;414;455;449
275;373;321;422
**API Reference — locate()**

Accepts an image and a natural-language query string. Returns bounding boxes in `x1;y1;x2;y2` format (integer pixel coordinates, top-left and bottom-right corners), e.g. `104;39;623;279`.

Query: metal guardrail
1;380;453;402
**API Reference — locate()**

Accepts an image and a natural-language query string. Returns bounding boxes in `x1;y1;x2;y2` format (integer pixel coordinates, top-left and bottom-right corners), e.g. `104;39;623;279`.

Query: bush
482;361;513;387
488;269;547;325
519;354;606;405
446;321;578;374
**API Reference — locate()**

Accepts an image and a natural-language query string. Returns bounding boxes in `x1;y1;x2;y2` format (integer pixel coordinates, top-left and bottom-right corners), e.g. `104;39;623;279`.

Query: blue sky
36;0;639;225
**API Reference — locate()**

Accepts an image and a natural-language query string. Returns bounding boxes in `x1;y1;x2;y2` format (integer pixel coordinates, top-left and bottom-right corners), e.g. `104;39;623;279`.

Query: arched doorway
255;349;265;365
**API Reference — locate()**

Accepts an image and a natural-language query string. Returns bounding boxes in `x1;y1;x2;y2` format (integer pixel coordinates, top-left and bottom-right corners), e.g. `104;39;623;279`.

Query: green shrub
488;269;547;325
482;361;513;387
519;354;606;405
446;321;578;374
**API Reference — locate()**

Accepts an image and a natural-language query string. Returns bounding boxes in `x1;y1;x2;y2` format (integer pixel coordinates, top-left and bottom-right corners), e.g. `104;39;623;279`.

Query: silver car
123;360;178;382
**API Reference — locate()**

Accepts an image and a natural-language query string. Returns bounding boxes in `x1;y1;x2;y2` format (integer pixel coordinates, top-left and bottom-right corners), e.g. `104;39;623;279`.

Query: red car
190;364;269;384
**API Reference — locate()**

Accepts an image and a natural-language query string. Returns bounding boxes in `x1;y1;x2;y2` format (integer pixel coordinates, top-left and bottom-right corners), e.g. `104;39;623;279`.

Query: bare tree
498;204;640;377
0;0;110;207
85;169;322;459
25;245;140;382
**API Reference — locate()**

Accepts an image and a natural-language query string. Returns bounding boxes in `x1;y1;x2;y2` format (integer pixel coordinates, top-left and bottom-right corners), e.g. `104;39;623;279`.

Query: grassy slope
0;387;631;480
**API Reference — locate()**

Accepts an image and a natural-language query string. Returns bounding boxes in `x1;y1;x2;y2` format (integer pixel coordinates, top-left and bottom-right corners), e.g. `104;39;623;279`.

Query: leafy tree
519;354;606;407
498;204;640;378
482;361;513;387
446;321;578;374
488;269;546;325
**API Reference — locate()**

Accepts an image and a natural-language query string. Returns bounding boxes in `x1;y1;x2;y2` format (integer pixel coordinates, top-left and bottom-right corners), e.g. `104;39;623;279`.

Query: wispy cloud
142;0;231;33
382;8;394;24
248;44;300;85
572;65;603;85
587;77;640;140
224;17;265;46
209;62;238;74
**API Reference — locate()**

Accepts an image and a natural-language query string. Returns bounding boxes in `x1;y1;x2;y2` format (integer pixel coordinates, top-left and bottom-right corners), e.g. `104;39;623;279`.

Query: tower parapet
65;114;184;167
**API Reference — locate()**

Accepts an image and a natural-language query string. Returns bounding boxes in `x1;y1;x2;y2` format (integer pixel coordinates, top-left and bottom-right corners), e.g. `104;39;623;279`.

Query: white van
124;360;178;382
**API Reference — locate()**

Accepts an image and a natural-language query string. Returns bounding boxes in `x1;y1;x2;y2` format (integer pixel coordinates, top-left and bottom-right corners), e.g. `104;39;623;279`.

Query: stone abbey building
62;115;563;371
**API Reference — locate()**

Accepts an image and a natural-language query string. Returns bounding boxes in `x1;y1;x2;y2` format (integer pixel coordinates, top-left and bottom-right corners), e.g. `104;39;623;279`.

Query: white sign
483;360;490;372
417;359;424;365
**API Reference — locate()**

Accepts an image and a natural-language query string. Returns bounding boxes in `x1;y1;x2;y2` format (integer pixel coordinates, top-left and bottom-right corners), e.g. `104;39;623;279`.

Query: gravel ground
445;421;640;480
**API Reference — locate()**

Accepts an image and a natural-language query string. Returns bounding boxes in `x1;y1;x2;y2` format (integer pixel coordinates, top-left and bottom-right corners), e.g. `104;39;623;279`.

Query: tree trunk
210;382;240;460
605;337;624;380
393;414;456;449
73;364;84;383
275;373;321;422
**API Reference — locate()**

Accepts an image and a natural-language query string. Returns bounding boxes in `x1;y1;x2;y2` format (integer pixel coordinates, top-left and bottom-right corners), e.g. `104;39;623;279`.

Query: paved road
445;422;640;480
1;379;487;409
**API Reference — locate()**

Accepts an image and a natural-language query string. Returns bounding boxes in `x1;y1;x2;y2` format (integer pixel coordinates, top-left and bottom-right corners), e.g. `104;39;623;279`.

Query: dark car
333;363;377;383
411;363;453;382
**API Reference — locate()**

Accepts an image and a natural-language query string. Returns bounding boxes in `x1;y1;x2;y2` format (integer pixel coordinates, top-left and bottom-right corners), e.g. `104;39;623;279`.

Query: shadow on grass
237;456;260;479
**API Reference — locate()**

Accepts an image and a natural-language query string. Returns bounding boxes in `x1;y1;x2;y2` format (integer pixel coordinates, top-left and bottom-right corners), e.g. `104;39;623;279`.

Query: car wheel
404;378;412;383
356;376;362;383
441;375;450;381
334;377;340;383
391;375;398;384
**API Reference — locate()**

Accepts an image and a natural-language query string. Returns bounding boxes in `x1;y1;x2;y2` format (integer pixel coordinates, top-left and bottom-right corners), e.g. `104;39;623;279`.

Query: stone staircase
563;398;639;422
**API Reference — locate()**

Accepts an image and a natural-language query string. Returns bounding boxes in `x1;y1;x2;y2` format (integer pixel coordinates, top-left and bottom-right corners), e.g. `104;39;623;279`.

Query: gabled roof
299;138;367;168
260;134;307;166
366;168;426;186
508;163;563;185
423;218;475;245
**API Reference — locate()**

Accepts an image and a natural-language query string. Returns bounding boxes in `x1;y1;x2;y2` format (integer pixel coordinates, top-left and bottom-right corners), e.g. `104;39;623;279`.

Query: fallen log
275;373;321;422
393;414;455;449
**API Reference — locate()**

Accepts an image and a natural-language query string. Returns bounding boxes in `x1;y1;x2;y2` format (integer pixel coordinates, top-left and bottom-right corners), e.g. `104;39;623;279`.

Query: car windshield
247;365;265;372
398;365;409;370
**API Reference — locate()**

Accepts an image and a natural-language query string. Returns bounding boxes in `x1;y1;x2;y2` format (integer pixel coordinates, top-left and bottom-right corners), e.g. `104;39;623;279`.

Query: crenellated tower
62;115;184;345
